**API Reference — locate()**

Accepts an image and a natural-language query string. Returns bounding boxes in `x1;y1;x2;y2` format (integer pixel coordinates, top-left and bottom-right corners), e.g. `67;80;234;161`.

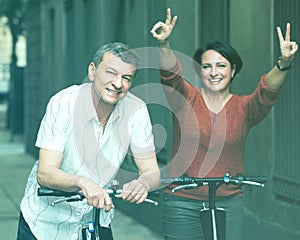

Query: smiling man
17;42;160;240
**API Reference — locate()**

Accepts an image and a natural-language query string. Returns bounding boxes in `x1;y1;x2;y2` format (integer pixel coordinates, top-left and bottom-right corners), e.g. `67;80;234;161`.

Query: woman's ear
88;62;96;81
231;64;236;78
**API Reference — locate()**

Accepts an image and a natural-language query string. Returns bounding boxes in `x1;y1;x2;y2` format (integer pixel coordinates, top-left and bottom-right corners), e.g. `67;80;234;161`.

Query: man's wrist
137;177;150;191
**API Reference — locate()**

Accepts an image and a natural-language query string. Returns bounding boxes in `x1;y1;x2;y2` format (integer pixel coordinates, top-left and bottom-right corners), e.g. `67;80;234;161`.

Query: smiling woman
151;8;298;240
193;41;243;114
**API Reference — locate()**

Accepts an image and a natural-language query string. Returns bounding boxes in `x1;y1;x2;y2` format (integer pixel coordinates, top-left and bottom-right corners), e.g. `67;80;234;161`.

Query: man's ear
88;62;96;81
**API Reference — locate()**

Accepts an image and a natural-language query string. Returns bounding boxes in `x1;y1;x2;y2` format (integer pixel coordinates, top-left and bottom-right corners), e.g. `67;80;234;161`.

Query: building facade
22;0;300;239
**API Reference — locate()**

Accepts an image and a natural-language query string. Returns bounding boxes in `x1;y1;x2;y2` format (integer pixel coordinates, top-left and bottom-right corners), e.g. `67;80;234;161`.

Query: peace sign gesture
277;23;298;63
151;8;177;43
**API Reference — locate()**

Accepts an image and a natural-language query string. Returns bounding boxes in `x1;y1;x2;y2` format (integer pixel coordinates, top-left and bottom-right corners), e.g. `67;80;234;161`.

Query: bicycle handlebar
38;188;159;206
161;173;267;192
38;188;83;197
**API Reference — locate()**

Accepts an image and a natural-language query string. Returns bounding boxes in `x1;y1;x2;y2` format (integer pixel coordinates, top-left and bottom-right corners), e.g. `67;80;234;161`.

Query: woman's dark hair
193;41;243;80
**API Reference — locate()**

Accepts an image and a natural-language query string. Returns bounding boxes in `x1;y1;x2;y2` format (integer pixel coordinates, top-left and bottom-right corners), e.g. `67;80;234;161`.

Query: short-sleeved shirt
20;83;155;239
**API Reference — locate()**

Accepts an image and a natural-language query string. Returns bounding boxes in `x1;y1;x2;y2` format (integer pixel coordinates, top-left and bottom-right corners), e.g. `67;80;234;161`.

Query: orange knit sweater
160;60;279;200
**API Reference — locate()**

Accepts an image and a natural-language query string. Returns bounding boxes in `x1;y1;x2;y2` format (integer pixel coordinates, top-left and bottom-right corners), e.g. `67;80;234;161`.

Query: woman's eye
217;64;226;68
201;65;211;70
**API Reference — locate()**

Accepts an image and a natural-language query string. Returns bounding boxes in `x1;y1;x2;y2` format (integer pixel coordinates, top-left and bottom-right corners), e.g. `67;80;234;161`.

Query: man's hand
120;179;148;204
79;177;115;211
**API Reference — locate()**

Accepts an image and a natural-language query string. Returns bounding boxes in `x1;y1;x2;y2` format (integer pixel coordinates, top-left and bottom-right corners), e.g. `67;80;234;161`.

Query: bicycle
161;173;267;240
38;180;159;240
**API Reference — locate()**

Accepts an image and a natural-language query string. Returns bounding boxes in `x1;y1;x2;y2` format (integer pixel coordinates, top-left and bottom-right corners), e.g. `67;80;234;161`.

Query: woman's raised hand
277;23;298;63
151;8;177;42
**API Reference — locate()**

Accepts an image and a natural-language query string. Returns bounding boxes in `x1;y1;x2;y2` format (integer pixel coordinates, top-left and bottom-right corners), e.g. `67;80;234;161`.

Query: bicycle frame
199;181;226;240
37;189;106;240
81;208;101;240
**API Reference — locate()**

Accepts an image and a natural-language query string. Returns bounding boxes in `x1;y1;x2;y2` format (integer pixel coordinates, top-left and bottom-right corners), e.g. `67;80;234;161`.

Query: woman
151;8;298;240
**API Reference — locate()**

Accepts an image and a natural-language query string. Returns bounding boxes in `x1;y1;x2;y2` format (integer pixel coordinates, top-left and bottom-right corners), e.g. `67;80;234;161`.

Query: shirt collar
80;83;122;123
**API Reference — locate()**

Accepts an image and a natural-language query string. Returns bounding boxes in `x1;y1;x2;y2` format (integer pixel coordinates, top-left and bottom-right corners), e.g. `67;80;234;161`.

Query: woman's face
200;50;235;93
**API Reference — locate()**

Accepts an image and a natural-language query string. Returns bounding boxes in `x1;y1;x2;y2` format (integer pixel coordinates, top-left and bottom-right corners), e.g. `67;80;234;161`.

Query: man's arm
121;152;161;204
37;148;81;191
135;152;161;191
37;148;114;210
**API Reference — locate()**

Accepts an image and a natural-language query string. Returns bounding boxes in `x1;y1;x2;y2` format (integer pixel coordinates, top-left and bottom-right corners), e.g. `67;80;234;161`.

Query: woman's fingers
166;8;172;24
150;21;165;37
277;26;284;44
277;23;298;58
150;8;177;41
290;41;298;55
285;22;291;42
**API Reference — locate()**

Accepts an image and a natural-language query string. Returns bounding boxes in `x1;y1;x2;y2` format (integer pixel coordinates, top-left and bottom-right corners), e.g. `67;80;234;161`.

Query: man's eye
107;71;116;75
122;76;132;82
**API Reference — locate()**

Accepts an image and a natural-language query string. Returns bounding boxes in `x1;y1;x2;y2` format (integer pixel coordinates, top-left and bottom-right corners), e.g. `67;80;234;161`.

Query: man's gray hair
91;42;142;68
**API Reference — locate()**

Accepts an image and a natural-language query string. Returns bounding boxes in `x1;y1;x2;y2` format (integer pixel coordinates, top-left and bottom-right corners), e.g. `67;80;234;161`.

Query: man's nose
111;75;122;89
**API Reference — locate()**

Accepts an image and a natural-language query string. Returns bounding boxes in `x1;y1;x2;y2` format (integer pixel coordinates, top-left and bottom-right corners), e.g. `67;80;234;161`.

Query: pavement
0;101;164;240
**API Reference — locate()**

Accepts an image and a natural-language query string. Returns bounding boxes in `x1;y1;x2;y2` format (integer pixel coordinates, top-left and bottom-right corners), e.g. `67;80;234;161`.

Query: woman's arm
151;8;178;69
265;23;298;90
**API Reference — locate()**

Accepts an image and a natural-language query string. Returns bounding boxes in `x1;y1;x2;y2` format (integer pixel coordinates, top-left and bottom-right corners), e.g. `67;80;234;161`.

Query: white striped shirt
20;83;155;240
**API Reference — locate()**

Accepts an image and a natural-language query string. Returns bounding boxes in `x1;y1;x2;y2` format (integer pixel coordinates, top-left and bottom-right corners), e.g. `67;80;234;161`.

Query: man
17;42;160;240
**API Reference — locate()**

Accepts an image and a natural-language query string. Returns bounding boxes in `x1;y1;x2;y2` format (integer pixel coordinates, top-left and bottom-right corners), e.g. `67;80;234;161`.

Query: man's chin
100;96;124;105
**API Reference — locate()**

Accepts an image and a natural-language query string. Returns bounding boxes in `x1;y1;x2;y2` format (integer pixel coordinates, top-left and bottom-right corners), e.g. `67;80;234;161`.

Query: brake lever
171;183;199;192
241;180;265;187
51;194;84;206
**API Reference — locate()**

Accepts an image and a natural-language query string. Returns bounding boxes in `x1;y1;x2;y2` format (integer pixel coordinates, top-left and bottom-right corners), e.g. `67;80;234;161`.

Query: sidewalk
0;103;163;240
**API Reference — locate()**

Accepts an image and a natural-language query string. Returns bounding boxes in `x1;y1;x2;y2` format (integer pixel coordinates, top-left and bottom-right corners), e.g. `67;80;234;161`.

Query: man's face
88;52;136;106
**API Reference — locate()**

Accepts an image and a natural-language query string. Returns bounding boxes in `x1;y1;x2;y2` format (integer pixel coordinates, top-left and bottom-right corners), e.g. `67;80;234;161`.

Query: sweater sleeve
244;74;280;127
160;58;183;86
160;59;198;111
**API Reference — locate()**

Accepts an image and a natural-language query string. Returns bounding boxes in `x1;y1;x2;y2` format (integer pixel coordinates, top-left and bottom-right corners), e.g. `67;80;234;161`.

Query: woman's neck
201;88;232;114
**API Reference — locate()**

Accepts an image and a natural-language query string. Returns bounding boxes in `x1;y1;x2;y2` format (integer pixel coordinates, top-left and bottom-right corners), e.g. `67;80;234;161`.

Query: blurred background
0;0;299;239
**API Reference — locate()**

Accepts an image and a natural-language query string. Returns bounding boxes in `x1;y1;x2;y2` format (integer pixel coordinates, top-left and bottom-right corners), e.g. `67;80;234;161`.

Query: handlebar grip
244;176;267;183
38;188;79;197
